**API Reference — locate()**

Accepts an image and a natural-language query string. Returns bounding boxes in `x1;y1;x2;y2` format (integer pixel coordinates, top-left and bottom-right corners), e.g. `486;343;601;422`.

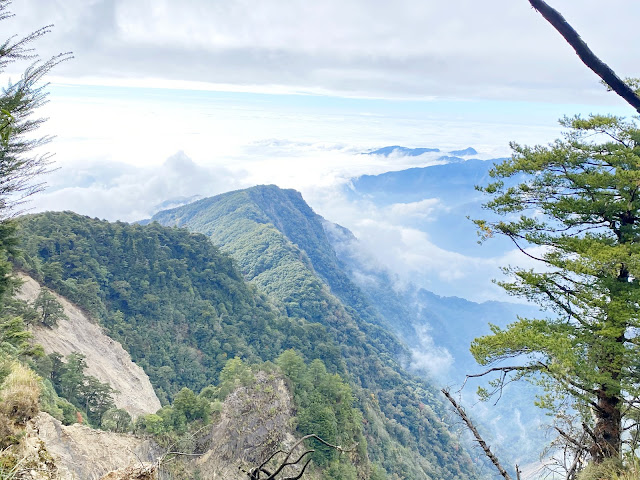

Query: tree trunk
590;388;621;462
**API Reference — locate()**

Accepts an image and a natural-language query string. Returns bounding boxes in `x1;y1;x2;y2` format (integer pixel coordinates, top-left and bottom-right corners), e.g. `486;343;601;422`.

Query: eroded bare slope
16;273;161;418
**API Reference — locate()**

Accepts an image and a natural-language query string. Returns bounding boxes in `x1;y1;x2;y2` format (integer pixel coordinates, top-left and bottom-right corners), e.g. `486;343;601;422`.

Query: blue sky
6;0;640;301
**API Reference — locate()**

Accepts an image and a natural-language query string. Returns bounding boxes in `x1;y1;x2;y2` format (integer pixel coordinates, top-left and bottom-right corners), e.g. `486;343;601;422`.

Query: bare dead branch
582;422;606;458
554;427;587;451
527;0;640;113
565;434;588;480
442;388;513;480
244;434;355;480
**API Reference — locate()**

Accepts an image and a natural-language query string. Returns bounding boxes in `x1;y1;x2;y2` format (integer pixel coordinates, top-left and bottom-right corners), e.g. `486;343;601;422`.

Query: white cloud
29;151;246;222
6;0;640;103
309;186;548;302
388;199;444;220
410;324;454;379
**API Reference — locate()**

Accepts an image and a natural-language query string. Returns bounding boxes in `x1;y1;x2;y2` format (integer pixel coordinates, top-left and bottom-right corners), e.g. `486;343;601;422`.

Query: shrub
0;412;17;449
0;362;40;424
101;408;132;433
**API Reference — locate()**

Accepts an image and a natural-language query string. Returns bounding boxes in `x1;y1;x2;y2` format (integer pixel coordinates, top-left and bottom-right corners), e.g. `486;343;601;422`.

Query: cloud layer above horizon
7;0;640;104
8;0;640;303
29;141;541;303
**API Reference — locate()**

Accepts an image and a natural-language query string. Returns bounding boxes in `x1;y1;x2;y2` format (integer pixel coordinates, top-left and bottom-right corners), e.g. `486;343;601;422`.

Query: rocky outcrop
99;464;157;480
16;273;161;418
23;413;162;480
17;373;318;480
195;371;319;480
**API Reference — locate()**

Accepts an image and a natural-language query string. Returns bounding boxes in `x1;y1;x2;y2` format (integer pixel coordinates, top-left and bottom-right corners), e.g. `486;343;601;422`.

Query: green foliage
473;114;640;462
0;4;70;474
0;317;32;359
15;212;349;403
31;288;66;327
277;351;363;468
101;408;132;433
577;458;624;480
0;222;19;301
173;387;211;423
217;356;254;400
33;352;115;427
322;460;358;480
135;413;165;435
13;188;477;479
369;464;388;480
0;0;70;219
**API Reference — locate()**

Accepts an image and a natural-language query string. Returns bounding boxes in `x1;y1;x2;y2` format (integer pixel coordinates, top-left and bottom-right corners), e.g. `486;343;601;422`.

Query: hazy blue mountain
348;157;513;257
449;147;477;156
352;158;496;203
366;145;440;156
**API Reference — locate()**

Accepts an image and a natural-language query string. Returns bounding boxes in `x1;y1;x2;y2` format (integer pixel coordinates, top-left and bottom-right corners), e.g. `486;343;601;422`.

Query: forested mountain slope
151;185;477;479
15;210;476;480
154;185;415;338
151;184;548;475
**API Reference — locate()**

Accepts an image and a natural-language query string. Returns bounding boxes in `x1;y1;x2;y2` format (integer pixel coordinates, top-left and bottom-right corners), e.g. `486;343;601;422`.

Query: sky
4;0;640;302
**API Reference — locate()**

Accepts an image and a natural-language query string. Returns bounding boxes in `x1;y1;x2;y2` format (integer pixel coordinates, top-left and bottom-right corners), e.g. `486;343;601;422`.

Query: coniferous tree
0;0;70;219
473;114;640;463
0;0;69;307
32;287;66;327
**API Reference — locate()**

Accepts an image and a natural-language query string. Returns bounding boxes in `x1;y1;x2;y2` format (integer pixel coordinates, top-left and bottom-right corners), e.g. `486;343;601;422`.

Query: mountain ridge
151;184;476;479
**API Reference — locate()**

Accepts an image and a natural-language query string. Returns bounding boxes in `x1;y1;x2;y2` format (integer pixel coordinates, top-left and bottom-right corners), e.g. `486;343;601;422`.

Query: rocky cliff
16;273;161;418
194;371;320;480
19;371;317;480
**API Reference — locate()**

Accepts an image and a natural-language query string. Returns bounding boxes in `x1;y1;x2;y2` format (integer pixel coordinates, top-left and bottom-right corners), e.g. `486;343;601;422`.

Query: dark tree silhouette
527;0;640;113
242;434;353;480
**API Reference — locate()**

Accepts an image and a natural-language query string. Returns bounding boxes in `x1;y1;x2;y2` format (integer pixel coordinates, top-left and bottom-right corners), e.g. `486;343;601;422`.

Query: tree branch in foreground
527;0;640;114
242;434;355;480
442;388;513;480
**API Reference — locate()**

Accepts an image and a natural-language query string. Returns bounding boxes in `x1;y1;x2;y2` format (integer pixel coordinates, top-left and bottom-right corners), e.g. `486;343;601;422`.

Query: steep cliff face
16;273;161;418
194;371;321;480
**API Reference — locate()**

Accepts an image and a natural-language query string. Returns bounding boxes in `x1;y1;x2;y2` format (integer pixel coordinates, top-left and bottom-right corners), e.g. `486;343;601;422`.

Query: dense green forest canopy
15;212;344;403
15;210;476;479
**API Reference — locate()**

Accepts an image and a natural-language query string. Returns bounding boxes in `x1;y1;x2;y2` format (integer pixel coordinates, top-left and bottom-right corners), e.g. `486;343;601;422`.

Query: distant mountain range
366;145;478;158
348;157;511;258
366;146;441;156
